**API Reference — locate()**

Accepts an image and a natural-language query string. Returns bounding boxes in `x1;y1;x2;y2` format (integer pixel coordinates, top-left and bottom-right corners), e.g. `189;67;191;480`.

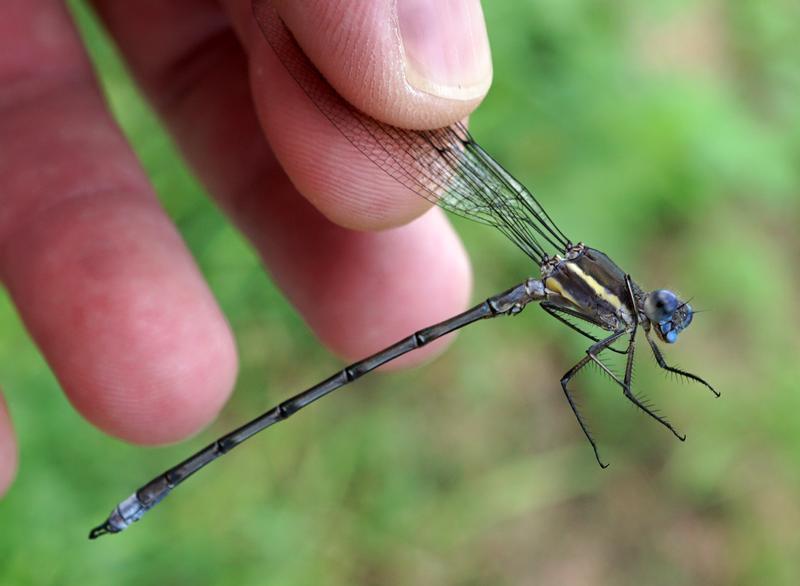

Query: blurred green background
1;0;799;584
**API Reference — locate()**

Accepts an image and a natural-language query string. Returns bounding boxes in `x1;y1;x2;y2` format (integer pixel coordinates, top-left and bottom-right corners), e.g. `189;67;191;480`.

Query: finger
268;0;493;128
91;0;472;363
0;393;17;498
0;1;237;443
226;0;491;230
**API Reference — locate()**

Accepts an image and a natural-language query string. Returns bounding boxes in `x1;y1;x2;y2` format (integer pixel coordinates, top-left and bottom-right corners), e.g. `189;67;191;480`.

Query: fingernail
397;0;492;101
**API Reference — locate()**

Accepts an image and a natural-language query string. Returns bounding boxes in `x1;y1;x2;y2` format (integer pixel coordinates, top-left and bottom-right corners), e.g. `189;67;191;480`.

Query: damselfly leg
645;333;719;397
612;278;686;441
559;330;628;468
541;302;627;355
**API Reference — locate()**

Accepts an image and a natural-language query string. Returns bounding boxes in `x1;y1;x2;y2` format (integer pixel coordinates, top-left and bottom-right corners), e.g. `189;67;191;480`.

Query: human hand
0;0;492;496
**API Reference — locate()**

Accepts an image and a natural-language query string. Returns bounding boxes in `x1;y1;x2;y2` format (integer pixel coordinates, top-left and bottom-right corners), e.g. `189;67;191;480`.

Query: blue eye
665;330;678;344
645;289;679;323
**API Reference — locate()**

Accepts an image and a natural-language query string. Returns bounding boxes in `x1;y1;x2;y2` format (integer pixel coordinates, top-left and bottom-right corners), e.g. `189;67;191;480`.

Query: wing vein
252;2;571;263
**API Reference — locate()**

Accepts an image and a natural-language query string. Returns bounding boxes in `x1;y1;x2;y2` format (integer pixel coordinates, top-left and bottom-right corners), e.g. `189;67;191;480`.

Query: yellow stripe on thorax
545;276;580;307
565;261;625;311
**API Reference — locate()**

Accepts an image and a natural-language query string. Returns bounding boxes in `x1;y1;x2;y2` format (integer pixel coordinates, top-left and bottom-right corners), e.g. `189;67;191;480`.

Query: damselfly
89;2;717;539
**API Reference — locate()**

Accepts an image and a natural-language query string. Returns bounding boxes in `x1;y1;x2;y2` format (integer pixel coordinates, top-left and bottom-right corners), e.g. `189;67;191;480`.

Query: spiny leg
645;332;719;397
595;275;686;441
618;327;686;441
542;303;626;354
560;330;627;468
561;355;606;468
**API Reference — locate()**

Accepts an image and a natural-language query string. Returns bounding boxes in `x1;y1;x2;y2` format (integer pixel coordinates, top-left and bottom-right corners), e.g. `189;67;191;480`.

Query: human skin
0;0;492;497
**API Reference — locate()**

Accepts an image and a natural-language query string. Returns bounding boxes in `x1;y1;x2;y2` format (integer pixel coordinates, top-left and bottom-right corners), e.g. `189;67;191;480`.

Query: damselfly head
644;289;693;344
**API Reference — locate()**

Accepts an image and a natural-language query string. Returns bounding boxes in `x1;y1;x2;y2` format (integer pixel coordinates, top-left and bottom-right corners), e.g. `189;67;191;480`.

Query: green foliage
1;1;798;584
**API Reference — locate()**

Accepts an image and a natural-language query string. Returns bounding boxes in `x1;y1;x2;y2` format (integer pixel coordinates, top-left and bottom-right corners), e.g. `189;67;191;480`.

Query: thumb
251;0;493;129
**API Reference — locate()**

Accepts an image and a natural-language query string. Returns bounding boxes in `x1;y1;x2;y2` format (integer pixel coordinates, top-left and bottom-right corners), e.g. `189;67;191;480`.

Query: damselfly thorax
541;243;637;332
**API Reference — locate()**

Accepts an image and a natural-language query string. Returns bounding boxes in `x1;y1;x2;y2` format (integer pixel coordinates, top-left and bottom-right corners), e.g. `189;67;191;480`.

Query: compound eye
646;289;679;323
